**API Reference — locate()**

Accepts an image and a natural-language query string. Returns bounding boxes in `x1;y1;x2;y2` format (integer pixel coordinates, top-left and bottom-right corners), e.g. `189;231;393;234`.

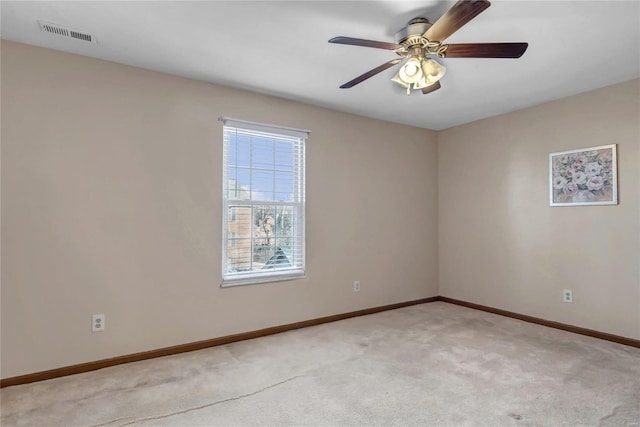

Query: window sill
221;270;306;288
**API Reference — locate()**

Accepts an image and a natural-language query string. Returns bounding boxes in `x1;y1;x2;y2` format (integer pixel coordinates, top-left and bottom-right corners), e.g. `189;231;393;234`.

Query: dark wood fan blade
422;81;442;95
425;0;491;42
340;59;402;89
329;36;401;50
445;42;528;58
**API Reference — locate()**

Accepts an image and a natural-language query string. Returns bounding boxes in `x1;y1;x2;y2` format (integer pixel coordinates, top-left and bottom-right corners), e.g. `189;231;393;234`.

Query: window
220;117;308;286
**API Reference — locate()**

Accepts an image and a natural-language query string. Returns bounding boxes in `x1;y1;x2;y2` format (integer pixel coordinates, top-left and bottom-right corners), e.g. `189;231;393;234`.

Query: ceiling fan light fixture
329;0;528;96
393;53;446;95
422;58;446;84
391;72;409;88
391;72;413;95
413;78;437;90
398;56;423;83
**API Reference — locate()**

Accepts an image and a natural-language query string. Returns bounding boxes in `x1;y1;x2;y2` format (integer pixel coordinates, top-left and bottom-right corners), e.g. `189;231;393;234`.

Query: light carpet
2;302;639;426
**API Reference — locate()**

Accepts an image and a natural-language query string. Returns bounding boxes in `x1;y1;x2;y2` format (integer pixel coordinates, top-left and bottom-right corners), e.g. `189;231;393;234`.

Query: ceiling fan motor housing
395;17;433;45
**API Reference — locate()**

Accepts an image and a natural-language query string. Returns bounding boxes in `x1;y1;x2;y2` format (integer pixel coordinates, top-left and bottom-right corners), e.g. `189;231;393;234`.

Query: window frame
220;117;308;287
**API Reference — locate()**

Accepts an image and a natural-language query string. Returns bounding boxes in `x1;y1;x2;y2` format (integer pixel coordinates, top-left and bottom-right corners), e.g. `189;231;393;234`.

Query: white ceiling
2;1;639;130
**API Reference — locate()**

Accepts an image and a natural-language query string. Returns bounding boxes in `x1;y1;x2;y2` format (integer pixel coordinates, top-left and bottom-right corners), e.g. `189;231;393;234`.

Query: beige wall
438;79;640;340
0;41;439;378
2;39;638;380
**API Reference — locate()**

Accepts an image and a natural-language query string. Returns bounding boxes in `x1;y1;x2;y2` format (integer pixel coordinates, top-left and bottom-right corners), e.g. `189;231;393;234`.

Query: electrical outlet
92;314;105;332
563;290;573;303
354;280;361;292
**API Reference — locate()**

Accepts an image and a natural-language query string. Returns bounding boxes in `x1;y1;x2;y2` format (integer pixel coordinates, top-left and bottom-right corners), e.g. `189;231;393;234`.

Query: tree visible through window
221;118;307;286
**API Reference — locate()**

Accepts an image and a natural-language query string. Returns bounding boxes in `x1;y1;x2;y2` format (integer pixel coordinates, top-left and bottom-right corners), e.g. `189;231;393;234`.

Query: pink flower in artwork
563;183;579;195
553;176;567;189
571;155;588;170
598;150;613;162
586;176;604;191
572;171;587;185
585;162;603;177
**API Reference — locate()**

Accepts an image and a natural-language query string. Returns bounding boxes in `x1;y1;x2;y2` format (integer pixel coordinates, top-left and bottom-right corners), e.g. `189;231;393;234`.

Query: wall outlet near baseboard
354;280;361;292
563;290;573;303
92;314;105;332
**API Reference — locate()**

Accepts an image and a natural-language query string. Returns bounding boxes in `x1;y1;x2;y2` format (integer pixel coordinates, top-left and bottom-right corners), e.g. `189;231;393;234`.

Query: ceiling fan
329;0;528;95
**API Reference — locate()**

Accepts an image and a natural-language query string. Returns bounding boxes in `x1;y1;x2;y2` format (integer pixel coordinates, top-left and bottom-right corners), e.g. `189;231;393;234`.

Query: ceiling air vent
38;21;97;44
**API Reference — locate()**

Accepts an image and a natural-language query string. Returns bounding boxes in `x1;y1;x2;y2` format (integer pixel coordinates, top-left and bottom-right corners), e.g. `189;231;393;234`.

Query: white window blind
220;117;308;286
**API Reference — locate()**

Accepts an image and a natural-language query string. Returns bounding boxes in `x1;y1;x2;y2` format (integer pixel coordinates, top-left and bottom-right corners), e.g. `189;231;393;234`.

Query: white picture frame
549;144;618;206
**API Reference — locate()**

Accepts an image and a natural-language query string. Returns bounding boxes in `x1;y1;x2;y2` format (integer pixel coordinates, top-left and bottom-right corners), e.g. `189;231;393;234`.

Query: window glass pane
275;172;294;202
263;245;291;270
253;205;276;270
252;137;274;170
227;135;237;167
274;141;293;171
227;166;237;193
228;207;251;237
227;238;252;272
274;205;294;246
229;168;251;200
227;206;251;232
227;206;252;272
271;206;294;271
236;134;251;167
253;205;276;246
251;170;274;201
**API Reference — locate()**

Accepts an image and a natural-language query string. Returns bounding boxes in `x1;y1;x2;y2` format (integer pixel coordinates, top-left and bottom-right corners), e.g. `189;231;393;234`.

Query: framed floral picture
549;144;617;206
